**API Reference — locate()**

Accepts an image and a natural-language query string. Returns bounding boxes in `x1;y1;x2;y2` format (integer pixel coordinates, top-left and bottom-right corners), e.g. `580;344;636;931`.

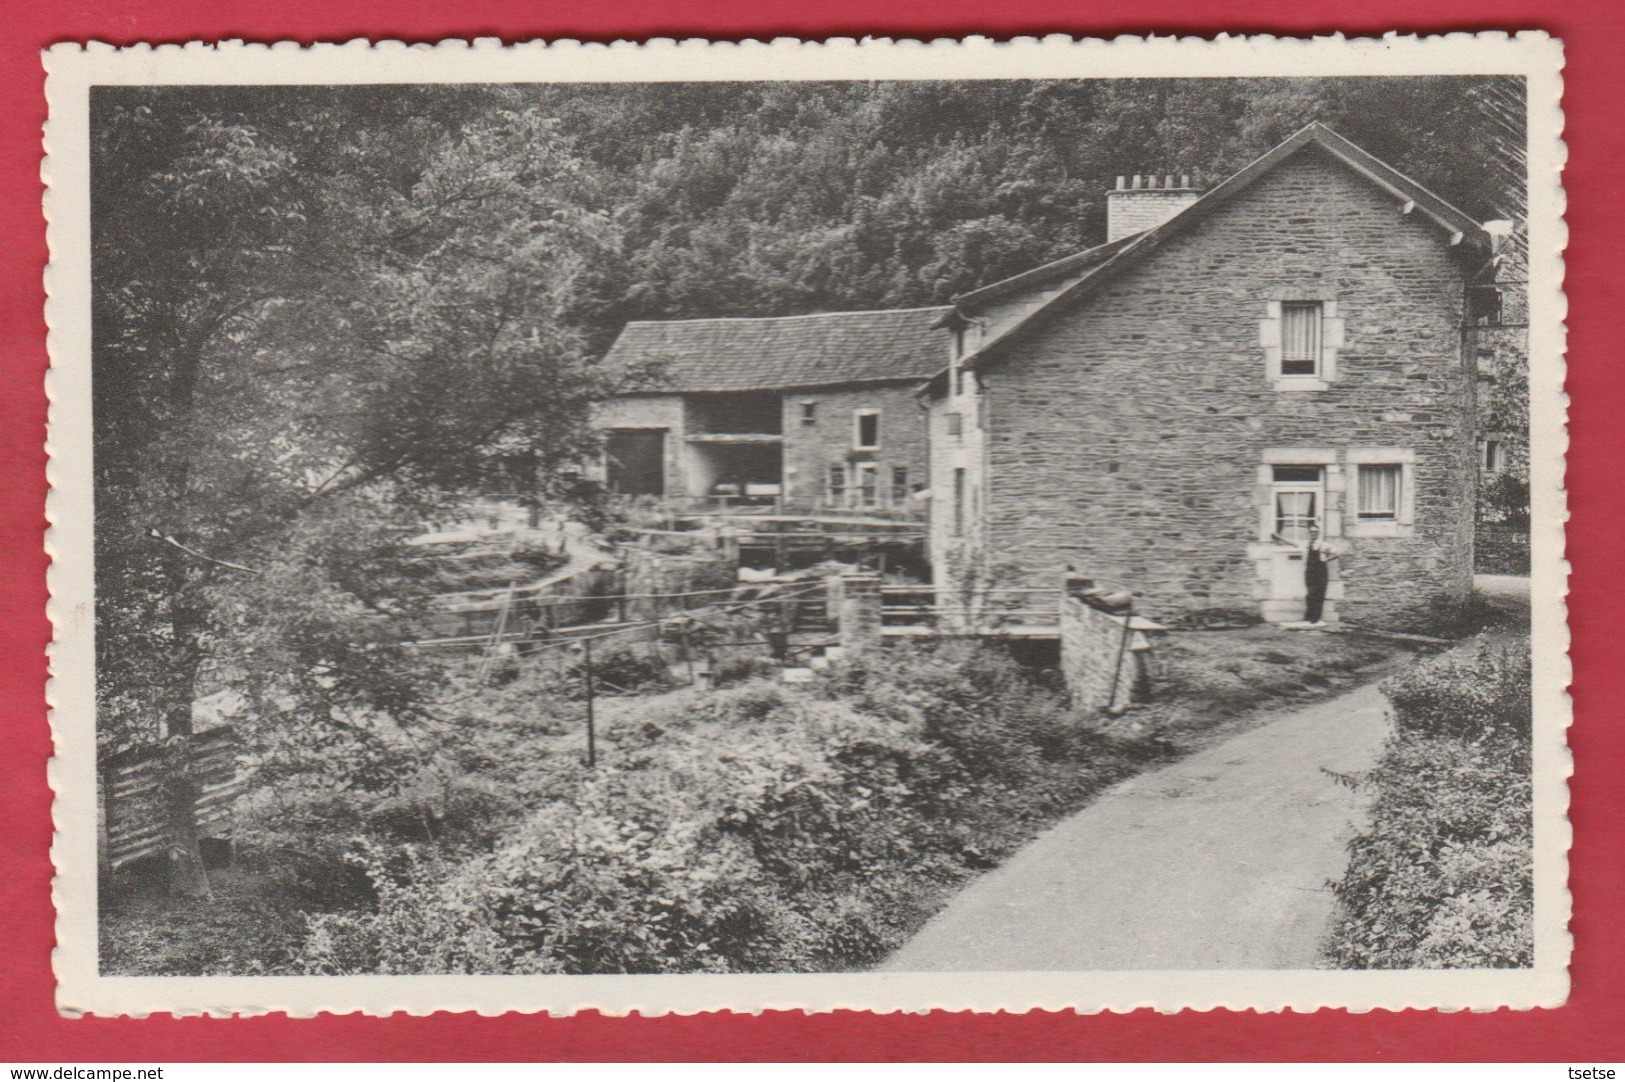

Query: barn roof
604;306;953;394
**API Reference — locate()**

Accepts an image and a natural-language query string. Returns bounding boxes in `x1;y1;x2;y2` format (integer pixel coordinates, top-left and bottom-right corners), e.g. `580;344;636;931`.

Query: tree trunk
158;550;212;899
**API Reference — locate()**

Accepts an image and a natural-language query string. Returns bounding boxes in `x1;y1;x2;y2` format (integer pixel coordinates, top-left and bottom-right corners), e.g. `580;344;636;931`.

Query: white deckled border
44;31;1570;1019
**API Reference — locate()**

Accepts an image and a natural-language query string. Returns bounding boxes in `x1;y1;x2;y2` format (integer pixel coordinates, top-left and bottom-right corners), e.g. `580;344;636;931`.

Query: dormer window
1280;302;1323;376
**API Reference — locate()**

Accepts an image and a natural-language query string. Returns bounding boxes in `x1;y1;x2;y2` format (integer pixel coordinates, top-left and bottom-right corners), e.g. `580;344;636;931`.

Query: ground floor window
1356;464;1402;520
855;462;880;508
891;466;909;506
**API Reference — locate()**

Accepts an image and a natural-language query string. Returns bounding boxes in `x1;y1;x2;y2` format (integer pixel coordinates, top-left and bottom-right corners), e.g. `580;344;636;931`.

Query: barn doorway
605;429;667;496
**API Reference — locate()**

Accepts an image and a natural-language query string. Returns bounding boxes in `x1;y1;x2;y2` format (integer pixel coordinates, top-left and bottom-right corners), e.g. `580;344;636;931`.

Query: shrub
1325;734;1532;968
1382;635;1531;744
1324;634;1534;969
293;698;968;974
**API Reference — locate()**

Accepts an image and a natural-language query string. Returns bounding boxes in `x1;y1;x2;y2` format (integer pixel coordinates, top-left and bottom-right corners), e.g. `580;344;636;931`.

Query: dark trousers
1304;576;1328;623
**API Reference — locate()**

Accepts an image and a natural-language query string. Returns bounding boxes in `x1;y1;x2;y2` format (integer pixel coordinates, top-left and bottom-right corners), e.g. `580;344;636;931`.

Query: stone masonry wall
780;384;931;513
976;149;1477;626
1058;594;1141;713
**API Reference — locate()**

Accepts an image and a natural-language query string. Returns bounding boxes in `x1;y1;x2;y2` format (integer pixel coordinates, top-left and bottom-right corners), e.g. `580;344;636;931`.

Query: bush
1382;635;1531;744
294;696;970;974
1324;634;1534;969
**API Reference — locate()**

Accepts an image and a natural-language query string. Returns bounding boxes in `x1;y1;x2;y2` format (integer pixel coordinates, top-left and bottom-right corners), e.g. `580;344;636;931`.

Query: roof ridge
622;305;952;328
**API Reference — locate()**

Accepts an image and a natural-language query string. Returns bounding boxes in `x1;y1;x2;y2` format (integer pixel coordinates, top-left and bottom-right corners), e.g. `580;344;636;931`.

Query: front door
1267;465;1324;615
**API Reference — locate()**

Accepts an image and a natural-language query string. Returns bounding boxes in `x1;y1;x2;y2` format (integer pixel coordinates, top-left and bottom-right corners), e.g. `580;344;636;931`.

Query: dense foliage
1324;636;1533;968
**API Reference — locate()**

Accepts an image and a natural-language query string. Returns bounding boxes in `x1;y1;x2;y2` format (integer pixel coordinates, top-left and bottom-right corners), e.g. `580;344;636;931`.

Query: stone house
921;123;1512;626
595;308;948;514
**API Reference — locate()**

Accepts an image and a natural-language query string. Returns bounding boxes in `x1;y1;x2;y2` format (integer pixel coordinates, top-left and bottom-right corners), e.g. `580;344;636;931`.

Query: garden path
882;676;1393;971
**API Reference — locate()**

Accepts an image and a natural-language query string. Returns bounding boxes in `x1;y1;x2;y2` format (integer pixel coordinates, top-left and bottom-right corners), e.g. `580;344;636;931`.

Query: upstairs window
1357;464;1402;520
800;400;817;425
1482;439;1506;474
1280;302;1324;377
947;413;964;438
854;409;881;450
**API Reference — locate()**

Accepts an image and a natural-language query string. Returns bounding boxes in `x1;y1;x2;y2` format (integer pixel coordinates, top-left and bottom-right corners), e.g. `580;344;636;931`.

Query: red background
2;0;1620;1062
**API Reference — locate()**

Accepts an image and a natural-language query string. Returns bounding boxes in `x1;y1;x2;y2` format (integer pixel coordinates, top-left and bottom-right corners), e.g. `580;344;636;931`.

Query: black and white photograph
44;35;1568;1015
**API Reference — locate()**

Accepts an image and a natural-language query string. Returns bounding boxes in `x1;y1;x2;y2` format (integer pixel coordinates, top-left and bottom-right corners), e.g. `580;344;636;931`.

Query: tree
93;88;616;894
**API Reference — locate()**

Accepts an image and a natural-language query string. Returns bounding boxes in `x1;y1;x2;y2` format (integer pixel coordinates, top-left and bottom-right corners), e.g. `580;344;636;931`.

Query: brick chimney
1106;174;1202;243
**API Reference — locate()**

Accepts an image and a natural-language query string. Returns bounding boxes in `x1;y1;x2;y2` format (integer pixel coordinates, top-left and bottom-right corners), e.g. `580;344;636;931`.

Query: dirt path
882;676;1394;972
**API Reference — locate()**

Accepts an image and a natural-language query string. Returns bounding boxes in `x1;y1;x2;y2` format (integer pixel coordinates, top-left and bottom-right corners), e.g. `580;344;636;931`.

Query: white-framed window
947;412;963;438
827;464;846;507
1261;299;1342;390
1280;302;1323;377
853;409;880;450
891;466;910;507
800;400;817;425
1356;464;1402;520
854;462;880;508
1346;449;1416;537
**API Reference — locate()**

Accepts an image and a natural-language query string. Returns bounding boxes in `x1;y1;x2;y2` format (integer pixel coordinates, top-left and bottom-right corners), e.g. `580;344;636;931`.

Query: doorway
605;429;667;496
1265;464;1324;619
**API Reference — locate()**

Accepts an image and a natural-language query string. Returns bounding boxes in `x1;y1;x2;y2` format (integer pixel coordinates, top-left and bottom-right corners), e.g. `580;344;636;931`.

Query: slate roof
604;306;954;394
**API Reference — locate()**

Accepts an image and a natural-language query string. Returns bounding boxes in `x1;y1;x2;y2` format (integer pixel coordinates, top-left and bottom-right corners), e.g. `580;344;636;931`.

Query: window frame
1279;302;1324;378
854;462;880;509
1261;299;1342;391
800;400;817;426
891;466;910;507
853;408;881;451
1355;464;1402;521
1345;450;1416;538
827;464;847;509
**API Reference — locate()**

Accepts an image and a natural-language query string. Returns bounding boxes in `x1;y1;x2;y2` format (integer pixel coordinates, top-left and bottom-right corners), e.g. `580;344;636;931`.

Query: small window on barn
800;400;817;425
947;413;963;438
827;465;846;508
1357;464;1402;520
1280;302;1324;377
854;409;881;450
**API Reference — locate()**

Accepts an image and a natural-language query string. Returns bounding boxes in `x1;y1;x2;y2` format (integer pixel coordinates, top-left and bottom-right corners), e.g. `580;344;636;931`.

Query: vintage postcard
45;33;1568;1016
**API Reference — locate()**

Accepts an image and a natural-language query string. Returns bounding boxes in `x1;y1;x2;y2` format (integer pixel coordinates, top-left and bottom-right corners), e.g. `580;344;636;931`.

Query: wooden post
580;638;597;769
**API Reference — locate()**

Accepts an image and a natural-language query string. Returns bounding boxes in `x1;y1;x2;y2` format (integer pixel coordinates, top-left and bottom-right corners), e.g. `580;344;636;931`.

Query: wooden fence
101;726;242;872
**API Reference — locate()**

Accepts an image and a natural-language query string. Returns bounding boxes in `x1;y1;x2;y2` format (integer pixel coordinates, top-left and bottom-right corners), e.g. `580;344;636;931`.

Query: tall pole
582;637;597;768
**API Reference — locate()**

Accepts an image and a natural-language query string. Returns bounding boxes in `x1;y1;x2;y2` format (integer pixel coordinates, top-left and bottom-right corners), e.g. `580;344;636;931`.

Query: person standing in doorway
1273;524;1341;628
1300;526;1344;627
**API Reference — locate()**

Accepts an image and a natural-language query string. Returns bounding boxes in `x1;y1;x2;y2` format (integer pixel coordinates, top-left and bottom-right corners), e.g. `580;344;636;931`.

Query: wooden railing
880;586;1060;630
